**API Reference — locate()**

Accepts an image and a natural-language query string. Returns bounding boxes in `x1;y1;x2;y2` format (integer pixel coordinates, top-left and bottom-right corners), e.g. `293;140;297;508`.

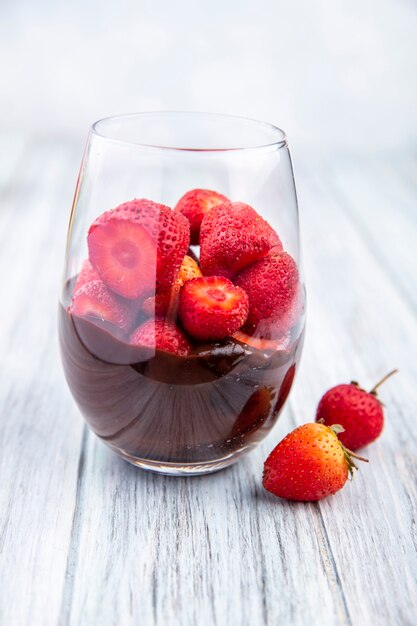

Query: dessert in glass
59;112;306;475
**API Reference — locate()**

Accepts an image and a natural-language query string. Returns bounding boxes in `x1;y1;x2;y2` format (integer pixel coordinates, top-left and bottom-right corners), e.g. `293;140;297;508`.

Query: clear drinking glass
59;112;306;475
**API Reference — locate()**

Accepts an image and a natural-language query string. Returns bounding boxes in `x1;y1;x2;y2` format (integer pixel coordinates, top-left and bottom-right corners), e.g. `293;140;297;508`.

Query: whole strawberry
316;370;397;450
263;422;366;501
175;188;229;245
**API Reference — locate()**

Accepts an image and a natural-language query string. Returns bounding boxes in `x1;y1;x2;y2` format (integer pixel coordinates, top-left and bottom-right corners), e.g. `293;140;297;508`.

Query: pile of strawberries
70;189;300;355
263;370;397;501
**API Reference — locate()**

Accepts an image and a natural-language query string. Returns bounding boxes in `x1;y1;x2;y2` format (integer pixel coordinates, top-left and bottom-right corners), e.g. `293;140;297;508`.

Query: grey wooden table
1;135;416;626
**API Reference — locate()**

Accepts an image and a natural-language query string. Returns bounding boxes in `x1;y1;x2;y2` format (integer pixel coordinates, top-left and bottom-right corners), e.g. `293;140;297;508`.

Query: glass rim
90;111;287;153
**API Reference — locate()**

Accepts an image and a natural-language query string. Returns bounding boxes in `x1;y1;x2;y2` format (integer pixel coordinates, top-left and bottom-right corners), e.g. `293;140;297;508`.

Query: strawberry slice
70;279;137;333
175;188;229;244
88;199;190;300
179;276;249;341
130;318;191;356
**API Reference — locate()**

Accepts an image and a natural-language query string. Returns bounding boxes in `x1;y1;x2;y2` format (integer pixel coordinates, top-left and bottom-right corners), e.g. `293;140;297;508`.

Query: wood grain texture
0;137;416;626
0;137;85;626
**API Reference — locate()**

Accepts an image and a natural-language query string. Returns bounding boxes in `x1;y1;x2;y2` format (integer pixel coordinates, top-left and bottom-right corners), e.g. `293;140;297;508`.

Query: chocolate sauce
58;302;304;465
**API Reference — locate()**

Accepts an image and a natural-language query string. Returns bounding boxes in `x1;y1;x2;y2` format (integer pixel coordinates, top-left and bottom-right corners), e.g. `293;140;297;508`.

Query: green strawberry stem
340;443;368;477
370;369;398;395
328;423;368;478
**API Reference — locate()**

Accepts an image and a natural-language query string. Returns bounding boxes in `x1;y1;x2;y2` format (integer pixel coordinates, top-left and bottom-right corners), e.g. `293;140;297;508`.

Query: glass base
116;446;253;476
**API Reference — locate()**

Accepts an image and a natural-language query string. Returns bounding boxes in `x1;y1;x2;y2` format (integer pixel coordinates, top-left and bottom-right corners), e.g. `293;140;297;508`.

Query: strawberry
177;254;202;286
263;422;367;501
175;188;229;245
70;279;137;334
141;255;202;318
142;291;174;318
316;370;398;450
231;388;272;437
179;276;249;341
130;318;191;356
273;364;296;414
236;247;299;338
200;202;281;278
88;198;190;300
73;259;100;293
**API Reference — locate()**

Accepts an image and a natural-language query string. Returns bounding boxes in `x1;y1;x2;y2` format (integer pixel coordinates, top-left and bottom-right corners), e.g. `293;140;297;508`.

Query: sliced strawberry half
175;188;229;244
70;279;137;333
179;276;249;341
88;199;190;300
130;318;191;356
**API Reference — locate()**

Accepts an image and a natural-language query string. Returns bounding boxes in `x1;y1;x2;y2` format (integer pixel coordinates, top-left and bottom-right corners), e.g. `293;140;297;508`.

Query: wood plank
61;419;348;626
292;162;417;625
324;154;417;312
0;139;85;626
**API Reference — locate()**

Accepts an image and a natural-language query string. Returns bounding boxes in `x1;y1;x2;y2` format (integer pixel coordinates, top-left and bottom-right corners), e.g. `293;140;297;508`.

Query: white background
1;0;416;153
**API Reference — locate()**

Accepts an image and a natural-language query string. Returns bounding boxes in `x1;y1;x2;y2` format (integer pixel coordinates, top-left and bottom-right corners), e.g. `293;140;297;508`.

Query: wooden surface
0;135;416;626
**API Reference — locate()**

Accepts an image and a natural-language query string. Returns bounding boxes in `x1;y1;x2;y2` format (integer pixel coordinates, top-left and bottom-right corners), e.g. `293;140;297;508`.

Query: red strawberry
179;276;249;341
73;259;100;293
175;188;229;245
142;291;174;318
141;255;202;318
273;364;296;414
200;202;281;278
177;254;203;286
263;422;367;501
316;370;398;450
231;388;272;437
70;279;137;333
88;199;190;300
130;318;191;356
236;247;299;338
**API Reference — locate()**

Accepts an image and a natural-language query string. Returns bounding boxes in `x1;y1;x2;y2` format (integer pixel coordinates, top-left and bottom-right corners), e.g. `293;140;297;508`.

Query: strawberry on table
236;247;299;338
179;276;249;341
200;202;281;278
263;422;367;501
70;279;137;334
316;370;398;450
87;198;190;300
130;318;191;356
175;188;229;245
73;259;100;293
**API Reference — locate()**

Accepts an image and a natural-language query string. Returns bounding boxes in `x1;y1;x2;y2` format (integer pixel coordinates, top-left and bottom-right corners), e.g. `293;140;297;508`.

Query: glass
58;112;306;475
